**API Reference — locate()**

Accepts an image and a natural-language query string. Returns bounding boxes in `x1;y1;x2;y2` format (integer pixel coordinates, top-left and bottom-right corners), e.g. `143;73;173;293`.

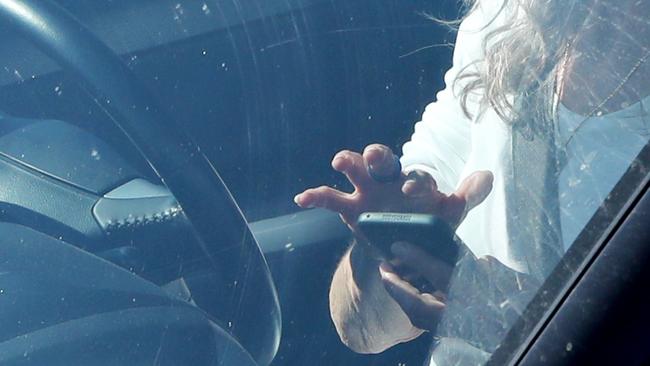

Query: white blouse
399;0;650;274
400;1;650;364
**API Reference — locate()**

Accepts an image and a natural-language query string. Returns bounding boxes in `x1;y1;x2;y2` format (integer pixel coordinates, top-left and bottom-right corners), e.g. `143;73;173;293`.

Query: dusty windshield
0;0;647;365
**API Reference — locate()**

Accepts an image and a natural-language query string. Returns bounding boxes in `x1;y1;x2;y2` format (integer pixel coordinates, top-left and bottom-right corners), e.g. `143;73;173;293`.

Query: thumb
450;170;494;223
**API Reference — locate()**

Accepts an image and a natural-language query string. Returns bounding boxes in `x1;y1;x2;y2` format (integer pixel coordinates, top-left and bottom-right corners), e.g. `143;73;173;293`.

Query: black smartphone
356;212;458;266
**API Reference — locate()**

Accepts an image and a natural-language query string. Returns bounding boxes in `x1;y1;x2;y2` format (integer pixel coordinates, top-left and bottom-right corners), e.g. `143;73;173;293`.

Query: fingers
294;185;354;213
401;170;439;198
435;170;493;226
362;144;397;179
390;242;453;290
379;265;445;331
453;170;494;214
331;150;372;190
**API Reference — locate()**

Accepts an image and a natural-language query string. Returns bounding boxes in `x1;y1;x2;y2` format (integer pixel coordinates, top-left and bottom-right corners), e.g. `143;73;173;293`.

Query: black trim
489;142;650;365
518;171;650;365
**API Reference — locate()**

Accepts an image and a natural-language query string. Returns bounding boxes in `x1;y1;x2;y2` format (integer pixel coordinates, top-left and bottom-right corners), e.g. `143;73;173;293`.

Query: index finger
362;144;398;179
294;185;355;214
331;150;373;190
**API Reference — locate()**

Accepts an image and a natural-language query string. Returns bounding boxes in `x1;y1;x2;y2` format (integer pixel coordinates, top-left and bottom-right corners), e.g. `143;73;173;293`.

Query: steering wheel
0;0;280;365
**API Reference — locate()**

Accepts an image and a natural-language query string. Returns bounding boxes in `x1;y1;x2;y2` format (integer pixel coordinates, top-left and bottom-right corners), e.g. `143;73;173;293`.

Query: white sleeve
400;0;507;194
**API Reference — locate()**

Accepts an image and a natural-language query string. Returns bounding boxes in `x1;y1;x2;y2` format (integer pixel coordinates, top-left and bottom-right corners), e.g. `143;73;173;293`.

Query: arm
401;0;510;194
329;241;424;354
327;168;493;354
299;0;509;353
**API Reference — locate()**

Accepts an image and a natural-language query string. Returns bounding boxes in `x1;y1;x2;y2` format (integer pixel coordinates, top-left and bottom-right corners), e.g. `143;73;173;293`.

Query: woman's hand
294;144;493;229
379;242;452;331
296;143;494;333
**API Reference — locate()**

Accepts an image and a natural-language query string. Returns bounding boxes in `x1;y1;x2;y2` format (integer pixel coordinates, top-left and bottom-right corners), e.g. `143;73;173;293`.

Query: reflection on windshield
410;0;650;364
296;0;650;365
0;0;648;365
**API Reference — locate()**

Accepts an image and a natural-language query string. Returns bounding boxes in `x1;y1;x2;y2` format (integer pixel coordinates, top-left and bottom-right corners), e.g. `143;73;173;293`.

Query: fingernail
365;146;387;163
402;180;416;194
331;156;346;170
378;265;392;280
294;194;315;208
379;261;395;274
365;146;381;154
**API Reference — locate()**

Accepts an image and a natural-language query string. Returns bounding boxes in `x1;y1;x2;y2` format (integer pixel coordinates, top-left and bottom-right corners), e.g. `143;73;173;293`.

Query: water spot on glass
173;3;185;22
566;342;573;352
202;49;207;56
201;3;211;15
385;85;390;90
91;148;101;161
13;69;24;82
132;297;137;302
0;289;4;294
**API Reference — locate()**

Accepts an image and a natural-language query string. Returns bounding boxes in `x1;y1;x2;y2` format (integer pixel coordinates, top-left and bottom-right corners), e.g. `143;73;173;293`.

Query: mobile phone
356;212;458;266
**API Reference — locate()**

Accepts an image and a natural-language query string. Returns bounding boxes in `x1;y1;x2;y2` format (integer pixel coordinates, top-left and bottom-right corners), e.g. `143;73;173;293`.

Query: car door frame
494;145;650;365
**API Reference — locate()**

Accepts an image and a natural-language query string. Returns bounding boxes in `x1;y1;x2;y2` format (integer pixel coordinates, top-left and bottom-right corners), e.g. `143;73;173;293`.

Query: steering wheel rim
0;1;281;365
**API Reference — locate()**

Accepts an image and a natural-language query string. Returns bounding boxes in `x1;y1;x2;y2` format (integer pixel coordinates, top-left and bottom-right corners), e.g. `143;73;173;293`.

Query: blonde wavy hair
454;0;592;133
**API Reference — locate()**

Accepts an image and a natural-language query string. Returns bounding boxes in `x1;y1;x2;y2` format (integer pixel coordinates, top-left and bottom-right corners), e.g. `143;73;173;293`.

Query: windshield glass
0;0;647;365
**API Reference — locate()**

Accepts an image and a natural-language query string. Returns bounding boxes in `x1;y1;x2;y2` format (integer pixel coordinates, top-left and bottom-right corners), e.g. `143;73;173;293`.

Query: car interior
0;0;649;365
0;0;459;364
